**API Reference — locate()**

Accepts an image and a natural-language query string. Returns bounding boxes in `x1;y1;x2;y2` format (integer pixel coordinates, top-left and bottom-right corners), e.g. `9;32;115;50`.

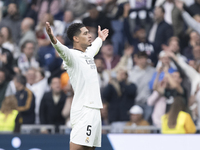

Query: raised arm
46;22;72;64
87;26;109;57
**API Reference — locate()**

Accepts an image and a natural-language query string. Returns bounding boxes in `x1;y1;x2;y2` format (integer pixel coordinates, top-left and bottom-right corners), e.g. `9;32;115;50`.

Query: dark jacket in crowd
40;91;66;132
0;47;14;77
83;12;113;39
189;1;200;15
15;88;35;124
147;20;173;55
102;80;137;123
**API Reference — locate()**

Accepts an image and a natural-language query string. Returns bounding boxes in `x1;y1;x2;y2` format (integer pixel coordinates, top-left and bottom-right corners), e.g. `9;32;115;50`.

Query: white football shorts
70;106;102;147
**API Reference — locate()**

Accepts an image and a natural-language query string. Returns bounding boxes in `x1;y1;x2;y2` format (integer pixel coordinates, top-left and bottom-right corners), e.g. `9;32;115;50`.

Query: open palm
98;26;109;41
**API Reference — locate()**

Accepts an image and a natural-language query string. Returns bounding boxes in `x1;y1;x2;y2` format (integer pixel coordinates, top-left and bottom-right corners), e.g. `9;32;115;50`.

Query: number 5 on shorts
86;125;92;136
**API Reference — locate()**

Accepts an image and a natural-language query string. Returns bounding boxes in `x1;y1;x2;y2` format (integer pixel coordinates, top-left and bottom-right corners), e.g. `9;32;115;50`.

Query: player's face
78;27;92;47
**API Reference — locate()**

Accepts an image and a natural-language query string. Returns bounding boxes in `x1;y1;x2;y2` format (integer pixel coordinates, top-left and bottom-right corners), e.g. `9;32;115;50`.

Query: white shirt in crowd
52;37;103;111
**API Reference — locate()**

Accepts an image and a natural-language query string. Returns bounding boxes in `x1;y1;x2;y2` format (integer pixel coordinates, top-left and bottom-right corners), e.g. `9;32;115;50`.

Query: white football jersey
52;37;103;110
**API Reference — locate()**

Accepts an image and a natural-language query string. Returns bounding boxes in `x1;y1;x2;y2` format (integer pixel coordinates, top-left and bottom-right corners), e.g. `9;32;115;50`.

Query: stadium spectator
40;77;66;132
62;82;74;128
17;41;39;75
26;68;49;124
149;51;176;90
100;40;120;70
189;0;200;15
0;26;18;58
0;96;22;133
101;101;109;134
147;6;173;55
156;0;184;37
102;68;137;123
183;31;200;60
0;3;21;44
19;17;37;48
128;52;155;121
161;96;196;134
62;10;74;48
147;68;167;127
83;3;113;39
94;57;110;92
0;69;9;107
0;32;14;77
124;105;150;133
14;74;35;124
175;0;200;35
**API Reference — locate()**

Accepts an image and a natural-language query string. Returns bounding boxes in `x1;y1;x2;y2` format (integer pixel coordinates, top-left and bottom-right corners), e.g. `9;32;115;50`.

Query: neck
18;86;24;91
53;91;60;96
73;43;86;52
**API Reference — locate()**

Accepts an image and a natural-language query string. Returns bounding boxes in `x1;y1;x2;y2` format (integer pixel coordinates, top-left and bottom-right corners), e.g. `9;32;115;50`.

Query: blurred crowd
0;0;200;134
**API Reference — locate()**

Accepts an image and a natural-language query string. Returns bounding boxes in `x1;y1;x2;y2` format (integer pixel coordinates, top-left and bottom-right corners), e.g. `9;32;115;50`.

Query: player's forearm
48;33;57;44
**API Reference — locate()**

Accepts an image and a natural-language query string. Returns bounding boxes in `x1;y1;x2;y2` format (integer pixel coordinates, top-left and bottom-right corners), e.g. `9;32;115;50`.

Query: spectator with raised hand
17;41;39;75
0;95;22;133
123;3;156;65
149;51;176;90
14;74;35;124
128;51;155;121
147;67;167;127
175;0;200;34
124;105;150;134
40;77;66;132
162;96;196;134
0;3;21;44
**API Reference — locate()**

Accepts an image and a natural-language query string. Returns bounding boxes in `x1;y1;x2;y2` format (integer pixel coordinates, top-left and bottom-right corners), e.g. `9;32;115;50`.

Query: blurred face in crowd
64;11;73;23
101;44;113;57
1;27;10;41
193;46;200;60
41;13;54;26
23;42;35;59
130;114;143;123
135;28;146;42
51;77;62;94
116;69;128;82
137;56;147;69
0;71;5;85
8;3;18;16
21;18;34;32
154;7;164;22
26;69;36;85
89;8;99;19
35;70;44;83
168;40;180;53
190;31;200;44
95;58;105;73
160;56;170;66
171;72;182;85
196;0;200;4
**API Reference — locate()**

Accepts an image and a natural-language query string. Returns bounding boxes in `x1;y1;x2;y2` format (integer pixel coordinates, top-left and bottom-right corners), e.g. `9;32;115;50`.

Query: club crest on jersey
85;137;90;143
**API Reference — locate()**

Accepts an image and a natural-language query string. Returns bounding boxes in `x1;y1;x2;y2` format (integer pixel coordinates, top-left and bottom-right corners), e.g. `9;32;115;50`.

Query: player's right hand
46;22;53;35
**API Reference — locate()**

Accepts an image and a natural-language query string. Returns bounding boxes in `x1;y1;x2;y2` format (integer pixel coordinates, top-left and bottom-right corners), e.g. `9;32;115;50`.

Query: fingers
98;25;101;32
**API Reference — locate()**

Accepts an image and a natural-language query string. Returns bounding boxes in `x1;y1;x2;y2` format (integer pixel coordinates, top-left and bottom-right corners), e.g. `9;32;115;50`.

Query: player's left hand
98;26;109;41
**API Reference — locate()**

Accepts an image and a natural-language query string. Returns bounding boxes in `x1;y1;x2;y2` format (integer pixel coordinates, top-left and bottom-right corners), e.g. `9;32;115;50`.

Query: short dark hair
21;40;35;52
15;74;26;86
158;6;165;14
67;23;85;41
137;51;148;58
